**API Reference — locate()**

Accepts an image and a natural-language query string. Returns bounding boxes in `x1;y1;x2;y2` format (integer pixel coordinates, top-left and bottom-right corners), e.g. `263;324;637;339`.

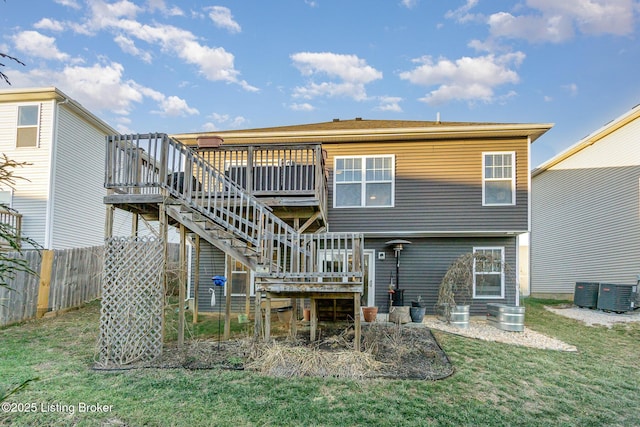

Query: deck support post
353;293;361;352
264;295;271;341
254;291;262;339
193;235;200;324
178;224;187;348
290;297;298;338
310;297;317;342
224;254;232;340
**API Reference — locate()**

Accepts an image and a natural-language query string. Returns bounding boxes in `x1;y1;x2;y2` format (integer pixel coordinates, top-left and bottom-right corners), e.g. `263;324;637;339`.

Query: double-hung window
334;155;394;208
483;152;515;205
229;260;254;296
473;247;505;299
16;105;40;148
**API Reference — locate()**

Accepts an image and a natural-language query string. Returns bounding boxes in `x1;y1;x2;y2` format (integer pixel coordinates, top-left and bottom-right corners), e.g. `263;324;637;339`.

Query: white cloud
445;0;481;23
290;52;382;101
114;35;153;63
155;96;199;117
487;0;636;43
400;0;419;9
290;103;315;111
34;18;65;32
9;61;198;119
146;0;183;16
206;6;241;33
54;0;81;9
562;83;578;96
488;12;574;43
399;53;524;105
207;113;248;128
67;1;256;91
12;31;70;61
375;96;403;112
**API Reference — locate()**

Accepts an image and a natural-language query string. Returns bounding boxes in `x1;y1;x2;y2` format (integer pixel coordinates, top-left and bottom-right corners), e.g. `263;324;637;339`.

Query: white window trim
228;262;255;297
333;154;395;208
482;151;515;206
16;103;41;149
472;246;505;299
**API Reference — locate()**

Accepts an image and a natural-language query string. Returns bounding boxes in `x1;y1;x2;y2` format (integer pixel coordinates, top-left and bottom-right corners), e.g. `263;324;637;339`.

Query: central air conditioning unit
574;282;600;308
596;283;638;313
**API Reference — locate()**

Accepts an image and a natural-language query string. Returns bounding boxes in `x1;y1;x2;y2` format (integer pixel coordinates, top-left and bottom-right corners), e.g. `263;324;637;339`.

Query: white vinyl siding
483;152;515;206
334;155;394;208
0;101;54;246
49;104;111;249
473;247;505;299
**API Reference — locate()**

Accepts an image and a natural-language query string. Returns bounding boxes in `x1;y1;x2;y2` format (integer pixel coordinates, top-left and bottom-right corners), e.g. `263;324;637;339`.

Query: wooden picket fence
0;246;104;327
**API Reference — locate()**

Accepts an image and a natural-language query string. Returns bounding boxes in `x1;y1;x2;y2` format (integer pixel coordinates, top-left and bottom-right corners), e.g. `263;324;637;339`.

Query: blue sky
2;0;639;167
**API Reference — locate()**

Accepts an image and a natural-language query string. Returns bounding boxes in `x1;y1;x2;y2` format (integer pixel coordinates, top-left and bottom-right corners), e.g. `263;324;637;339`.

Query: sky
1;0;639;167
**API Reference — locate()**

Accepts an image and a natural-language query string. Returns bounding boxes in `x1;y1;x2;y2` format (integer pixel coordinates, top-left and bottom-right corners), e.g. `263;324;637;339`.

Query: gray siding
531;165;640;294
189;241;249;313
325;138;530;233
369;237;518;315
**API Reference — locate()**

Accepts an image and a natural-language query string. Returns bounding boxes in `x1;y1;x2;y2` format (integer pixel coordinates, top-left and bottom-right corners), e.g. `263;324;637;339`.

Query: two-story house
171;118;552;316
531;104;640;299
0;87;131;250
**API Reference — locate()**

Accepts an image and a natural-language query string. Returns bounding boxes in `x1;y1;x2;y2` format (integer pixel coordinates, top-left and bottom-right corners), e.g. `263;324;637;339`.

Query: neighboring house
171;118;551;315
0;87;130;250
531;104;640;299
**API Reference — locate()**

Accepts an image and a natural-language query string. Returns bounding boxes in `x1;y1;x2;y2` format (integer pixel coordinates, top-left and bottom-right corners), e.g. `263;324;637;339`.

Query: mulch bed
95;323;453;381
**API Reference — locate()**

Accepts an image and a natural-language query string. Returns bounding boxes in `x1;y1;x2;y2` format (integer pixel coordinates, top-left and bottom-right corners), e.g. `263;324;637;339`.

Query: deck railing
105;133;362;282
198;144;327;203
0;206;22;250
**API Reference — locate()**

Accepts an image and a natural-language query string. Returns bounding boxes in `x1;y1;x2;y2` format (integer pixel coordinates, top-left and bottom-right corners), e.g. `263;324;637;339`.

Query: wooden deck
104;133;364;349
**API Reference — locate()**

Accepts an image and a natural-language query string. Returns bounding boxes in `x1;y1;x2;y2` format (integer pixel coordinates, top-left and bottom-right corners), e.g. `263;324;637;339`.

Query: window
16;105;40;148
483;152;515;205
229;260;254;296
473;247;504;299
334;155;394;208
0;191;11;208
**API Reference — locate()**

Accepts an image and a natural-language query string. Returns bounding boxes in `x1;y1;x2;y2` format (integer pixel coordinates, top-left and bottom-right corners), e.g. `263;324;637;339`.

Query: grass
0;298;639;426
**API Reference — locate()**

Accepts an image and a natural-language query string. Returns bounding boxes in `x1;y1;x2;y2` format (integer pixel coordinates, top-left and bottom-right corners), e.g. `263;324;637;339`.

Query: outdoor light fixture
385;239;411;306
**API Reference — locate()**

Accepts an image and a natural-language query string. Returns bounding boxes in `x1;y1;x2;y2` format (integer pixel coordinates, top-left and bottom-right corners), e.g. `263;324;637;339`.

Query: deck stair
105;132;363;294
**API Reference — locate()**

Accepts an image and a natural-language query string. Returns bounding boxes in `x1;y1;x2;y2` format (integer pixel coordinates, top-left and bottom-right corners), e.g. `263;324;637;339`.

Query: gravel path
544;305;640;327
422;307;640;352
422;316;578;352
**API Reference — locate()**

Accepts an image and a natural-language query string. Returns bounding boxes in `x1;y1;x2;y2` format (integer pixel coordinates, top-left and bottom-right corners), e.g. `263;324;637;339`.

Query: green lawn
1;298;639;427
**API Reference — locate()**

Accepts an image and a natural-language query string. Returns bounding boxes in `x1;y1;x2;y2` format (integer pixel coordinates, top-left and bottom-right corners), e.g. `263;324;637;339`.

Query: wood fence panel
0;246;104;327
0;250;41;327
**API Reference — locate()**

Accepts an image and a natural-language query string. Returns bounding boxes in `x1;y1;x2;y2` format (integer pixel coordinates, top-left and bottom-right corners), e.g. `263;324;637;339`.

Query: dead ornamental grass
245;343;384;379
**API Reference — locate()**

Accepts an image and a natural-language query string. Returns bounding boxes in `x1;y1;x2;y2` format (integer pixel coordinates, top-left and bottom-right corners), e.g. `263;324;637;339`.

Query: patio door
359;250;375;307
319;249;376;307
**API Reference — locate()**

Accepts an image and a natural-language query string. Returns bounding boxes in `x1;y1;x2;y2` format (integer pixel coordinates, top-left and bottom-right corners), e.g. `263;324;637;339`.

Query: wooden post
290;297;297;338
192;235;200;324
264;295;271;341
224;254;232;340
131;212;139;237
36;250;55;318
353;293;361;352
310;297;317;342
178;224;187;348
254;290;262;339
104;204;114;239
159;200;168;343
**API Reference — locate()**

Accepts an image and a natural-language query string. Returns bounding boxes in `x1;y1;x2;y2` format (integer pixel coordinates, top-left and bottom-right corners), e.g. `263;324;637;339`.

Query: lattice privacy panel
98;236;164;366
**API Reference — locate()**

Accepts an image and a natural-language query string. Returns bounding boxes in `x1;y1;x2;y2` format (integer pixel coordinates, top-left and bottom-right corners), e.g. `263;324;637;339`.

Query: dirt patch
95;323;453;381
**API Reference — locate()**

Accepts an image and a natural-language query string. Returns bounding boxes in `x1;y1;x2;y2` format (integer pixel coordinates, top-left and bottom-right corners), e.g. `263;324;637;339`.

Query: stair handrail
105;133;363;281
